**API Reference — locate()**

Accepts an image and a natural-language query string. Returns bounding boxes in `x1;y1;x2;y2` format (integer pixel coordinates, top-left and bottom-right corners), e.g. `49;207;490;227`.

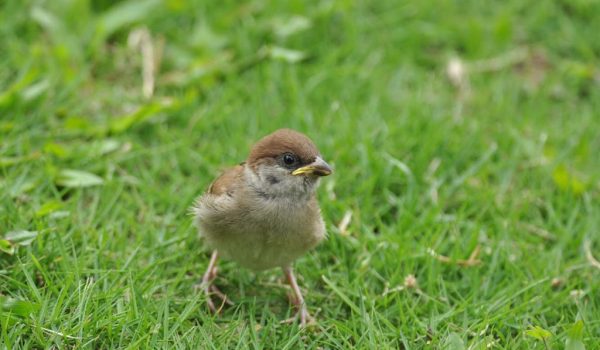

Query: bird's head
246;129;332;199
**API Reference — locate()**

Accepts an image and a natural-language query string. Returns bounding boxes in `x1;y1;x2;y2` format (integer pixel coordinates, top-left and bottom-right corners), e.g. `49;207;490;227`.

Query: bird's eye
282;153;297;166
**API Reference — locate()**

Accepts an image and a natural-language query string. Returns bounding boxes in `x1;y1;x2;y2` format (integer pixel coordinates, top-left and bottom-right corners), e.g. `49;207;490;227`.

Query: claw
280;304;315;327
210;285;234;306
195;250;233;314
282;266;316;327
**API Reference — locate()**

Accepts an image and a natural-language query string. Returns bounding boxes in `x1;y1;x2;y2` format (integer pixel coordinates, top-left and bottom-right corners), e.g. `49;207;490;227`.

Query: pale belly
209;225;323;270
196;197;326;270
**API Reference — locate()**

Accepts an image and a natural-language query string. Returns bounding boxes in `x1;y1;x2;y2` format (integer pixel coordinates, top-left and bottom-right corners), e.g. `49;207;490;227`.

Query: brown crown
247;129;320;167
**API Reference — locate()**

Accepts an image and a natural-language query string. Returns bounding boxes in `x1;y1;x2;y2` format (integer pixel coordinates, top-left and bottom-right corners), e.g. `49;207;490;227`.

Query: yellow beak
292;157;333;177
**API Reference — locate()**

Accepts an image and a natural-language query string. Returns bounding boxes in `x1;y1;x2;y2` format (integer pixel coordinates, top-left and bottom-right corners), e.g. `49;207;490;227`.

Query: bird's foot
195;250;232;313
281;266;315;327
280;304;315;327
194;279;233;314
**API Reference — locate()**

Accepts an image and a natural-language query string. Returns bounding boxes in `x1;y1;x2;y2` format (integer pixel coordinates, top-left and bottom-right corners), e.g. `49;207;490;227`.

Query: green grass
1;0;600;348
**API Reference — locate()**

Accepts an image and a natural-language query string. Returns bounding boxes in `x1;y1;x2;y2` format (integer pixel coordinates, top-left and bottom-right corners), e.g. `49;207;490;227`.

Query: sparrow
192;128;333;326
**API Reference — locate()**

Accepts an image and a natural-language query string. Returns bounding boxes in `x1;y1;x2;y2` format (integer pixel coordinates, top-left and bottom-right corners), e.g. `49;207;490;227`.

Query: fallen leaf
56;169;104;188
92;139;121;156
268;46;307;63
21;79;49;101
271;16;312;38
4;230;39;246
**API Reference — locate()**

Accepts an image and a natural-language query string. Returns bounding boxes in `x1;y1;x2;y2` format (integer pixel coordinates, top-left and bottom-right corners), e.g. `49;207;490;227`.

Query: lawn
1;0;600;348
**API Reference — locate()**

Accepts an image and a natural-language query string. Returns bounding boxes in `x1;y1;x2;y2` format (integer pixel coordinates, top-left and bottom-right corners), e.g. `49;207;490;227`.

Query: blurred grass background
1;0;600;348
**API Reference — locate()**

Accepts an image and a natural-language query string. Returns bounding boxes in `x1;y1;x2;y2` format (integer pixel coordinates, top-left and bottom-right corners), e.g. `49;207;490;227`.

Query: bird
192;128;333;326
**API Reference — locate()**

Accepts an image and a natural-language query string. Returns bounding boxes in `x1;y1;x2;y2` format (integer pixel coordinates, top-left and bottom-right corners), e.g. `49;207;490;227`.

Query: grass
1;0;600;348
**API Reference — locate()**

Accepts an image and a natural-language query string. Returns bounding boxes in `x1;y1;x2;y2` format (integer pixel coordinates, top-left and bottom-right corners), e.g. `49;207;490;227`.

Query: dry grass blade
469;48;529;73
128;27;159;99
519;222;557;241
382;274;420;296
584;239;600;271
337;210;352;236
428;245;482;267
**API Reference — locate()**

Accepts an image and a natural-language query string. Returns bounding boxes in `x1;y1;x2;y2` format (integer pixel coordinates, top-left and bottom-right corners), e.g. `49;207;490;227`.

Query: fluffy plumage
191;129;331;325
193;129;329;270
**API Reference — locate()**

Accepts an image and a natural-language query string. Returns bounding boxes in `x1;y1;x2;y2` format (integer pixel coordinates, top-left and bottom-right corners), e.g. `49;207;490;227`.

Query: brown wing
207;164;244;196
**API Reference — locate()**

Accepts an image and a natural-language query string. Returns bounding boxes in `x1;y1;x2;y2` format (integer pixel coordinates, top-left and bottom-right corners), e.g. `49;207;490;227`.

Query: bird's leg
281;266;314;327
197;250;232;313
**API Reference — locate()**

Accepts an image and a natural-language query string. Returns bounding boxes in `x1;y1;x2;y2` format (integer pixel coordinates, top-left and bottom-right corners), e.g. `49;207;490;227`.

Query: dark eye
282;153;298;167
279;153;298;169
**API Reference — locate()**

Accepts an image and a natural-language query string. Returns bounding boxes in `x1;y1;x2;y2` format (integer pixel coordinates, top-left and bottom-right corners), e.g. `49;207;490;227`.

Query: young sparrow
192;129;332;326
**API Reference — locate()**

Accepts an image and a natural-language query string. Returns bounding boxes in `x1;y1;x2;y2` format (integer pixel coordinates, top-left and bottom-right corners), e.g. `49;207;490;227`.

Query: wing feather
207;164;244;196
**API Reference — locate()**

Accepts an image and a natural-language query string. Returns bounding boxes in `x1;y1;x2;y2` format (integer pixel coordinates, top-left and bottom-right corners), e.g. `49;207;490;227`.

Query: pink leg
197;250;232;313
281;266;314;327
